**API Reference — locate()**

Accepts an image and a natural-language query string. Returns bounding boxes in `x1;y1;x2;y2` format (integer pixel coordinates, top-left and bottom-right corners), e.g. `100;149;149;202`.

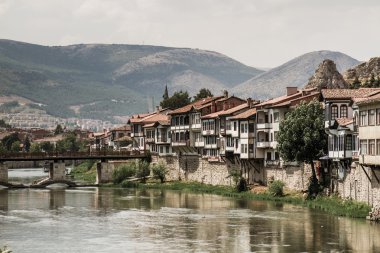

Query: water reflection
0;187;380;252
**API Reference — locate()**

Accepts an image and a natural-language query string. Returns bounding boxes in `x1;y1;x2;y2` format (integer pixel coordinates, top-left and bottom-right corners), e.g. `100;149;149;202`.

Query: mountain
0;39;263;122
344;57;380;86
304;59;349;90
231;50;360;99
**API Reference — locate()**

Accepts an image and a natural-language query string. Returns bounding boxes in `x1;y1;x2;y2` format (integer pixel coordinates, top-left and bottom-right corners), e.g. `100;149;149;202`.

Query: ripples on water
1;169;380;252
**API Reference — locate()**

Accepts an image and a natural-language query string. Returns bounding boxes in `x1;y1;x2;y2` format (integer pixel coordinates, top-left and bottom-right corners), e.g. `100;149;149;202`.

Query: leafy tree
24;137;31;152
135;160;150;183
54;124;64;135
40;141;54;152
11;141;21;152
152;162;168;183
351;76;361;89
0;143;6;154
193;88;213;102
55;133;80;152
369;73;376;87
160;90;191;109
30;143;42;153
1;133;20;151
276;99;327;196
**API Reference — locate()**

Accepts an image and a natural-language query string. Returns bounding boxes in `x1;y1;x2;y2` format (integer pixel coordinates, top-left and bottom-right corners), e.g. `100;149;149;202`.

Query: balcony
256;123;272;129
146;137;155;143
359;155;380;165
256;141;271;148
202;129;215;136
131;132;144;137
204;143;218;149
194;141;204;147
171;140;190;147
226;146;234;151
191;123;201;130
220;128;226;135
170;125;190;131
328;150;352;159
156;137;169;144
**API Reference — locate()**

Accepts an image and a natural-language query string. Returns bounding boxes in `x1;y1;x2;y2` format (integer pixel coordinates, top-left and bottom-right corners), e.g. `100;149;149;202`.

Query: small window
340;105;348;118
359;111;367;126
369;110;375;126
331;105;338;120
360;140;368;155
369;140;375;155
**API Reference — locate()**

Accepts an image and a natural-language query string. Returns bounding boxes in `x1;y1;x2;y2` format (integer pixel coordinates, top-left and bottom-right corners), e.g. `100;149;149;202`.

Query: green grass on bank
127;181;371;219
71;160;96;183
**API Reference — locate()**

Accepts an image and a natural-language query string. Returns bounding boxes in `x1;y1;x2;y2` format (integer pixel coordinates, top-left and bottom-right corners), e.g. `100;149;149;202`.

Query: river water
1;169;380;252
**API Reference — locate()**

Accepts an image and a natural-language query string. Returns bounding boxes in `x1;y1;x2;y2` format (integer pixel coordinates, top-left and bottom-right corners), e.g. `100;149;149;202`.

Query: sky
0;0;379;68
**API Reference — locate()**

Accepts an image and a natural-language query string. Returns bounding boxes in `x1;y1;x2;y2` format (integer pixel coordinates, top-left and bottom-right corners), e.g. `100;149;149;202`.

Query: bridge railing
0;150;146;160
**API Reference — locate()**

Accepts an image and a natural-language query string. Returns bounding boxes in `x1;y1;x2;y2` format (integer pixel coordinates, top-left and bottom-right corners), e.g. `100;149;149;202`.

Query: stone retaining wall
0;163;8;183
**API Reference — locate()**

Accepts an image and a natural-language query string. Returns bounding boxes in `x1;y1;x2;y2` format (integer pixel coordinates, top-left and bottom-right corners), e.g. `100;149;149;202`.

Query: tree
276;99;327;196
11;141;21;152
160;90;191;109
0;119;11;128
193;88;213;102
40;142;54;152
30;143;42;153
24;137;31;152
54;124;64;135
351;76;361;89
1;133;20;151
162;85;169;100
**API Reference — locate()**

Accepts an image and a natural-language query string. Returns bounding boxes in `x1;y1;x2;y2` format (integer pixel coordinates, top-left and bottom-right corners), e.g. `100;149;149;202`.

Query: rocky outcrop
344;57;380;85
304;59;349;90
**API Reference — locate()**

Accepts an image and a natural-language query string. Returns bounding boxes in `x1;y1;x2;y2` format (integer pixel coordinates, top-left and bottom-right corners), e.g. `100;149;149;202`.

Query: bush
121;180;139;188
112;164;136;184
268;180;285;197
135;160;150;183
237;177;248;192
152;162;168;183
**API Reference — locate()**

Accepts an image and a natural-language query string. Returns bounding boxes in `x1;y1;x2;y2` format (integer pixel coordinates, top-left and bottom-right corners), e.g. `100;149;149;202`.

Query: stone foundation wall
335;165;380;206
96;162;115;184
50;162;66;180
265;163;312;191
0;163;8;183
155;155;233;186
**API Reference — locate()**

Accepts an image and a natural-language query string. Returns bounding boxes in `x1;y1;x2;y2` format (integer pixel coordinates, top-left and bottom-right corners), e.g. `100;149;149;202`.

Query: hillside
0;39;263;122
232;50;360;99
344;57;380;86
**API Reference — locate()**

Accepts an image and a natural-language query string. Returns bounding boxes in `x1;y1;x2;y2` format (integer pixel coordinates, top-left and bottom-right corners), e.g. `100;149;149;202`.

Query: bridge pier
96;162;114;184
0;163;8;184
49;161;66;180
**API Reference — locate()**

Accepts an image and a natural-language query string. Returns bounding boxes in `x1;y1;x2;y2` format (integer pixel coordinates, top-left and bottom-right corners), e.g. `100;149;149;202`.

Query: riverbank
122;181;371;219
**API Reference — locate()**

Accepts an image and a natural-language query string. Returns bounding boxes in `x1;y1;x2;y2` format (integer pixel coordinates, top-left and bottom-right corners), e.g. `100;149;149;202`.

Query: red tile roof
168;96;223;115
230;108;257;120
321;88;380;100
201;103;249;119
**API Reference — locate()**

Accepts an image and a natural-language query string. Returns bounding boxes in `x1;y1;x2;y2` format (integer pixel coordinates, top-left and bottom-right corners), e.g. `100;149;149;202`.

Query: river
1;169;380;252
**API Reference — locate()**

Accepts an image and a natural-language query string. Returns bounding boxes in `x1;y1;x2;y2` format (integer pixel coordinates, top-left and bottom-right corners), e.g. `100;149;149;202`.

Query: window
359;111;367;126
241;122;248;133
249;123;255;133
331;105;338;120
377;109;380;125
369;139;375;155
235;139;239;149
369;110;376;126
275;152;280;160
360;140;367;155
346;135;352;150
273;112;280;122
329;136;334;151
377;139;380;155
339;135;344;151
340;105;348;118
241;144;248;153
233;121;237;131
226;121;231;130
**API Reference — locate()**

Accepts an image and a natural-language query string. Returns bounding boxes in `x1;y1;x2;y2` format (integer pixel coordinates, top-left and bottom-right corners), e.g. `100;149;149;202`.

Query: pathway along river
1;168;380;252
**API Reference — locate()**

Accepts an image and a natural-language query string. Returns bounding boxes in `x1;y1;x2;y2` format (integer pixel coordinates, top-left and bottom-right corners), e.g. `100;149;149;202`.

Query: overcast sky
0;0;379;68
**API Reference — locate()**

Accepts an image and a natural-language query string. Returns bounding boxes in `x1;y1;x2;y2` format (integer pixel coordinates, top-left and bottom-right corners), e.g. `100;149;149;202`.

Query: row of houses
127;88;320;165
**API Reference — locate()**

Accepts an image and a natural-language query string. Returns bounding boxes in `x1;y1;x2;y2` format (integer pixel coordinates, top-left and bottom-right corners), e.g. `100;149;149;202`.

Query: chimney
223;90;228;98
247;98;252;108
286;87;298;96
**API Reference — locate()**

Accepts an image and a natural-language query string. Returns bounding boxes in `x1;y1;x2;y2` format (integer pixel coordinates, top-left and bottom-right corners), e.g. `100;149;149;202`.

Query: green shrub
268;180;285;197
237;177;248;192
151;162;168;183
135;160;150;183
121;180;139;188
112;164;136;184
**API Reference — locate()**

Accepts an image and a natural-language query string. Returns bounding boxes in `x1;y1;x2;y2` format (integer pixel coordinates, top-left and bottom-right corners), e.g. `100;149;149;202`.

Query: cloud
0;0;11;16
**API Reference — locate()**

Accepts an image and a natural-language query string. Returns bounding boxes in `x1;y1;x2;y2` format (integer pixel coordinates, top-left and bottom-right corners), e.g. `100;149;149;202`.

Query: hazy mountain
0;39;262;121
232;50;360;99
